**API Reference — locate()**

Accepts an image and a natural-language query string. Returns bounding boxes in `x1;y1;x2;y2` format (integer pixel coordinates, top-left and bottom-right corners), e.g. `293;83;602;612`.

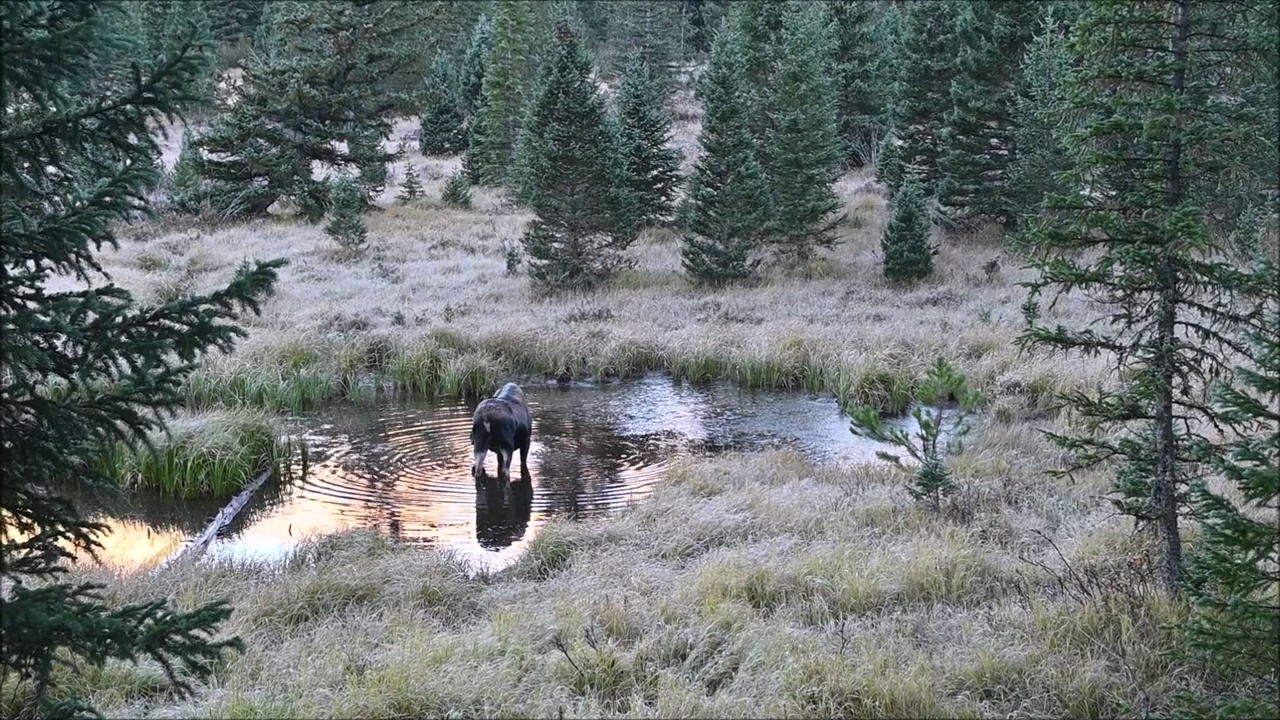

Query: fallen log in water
161;467;273;567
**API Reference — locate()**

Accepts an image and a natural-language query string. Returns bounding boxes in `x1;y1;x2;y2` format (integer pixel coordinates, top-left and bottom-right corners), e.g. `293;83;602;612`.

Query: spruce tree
1;3;281;716
458;13;494;122
763;2;844;269
470;0;540;186
397;164;424;203
881;176;935;284
615;53;682;229
441;170;473;208
170;130;207;213
197;1;421;220
325;177;369;253
419;52;467;156
828;0;885;167
1183;259;1279;716
937;1;1042;231
1019;0;1278;595
1006;12;1077;237
875;129;904;193
605;0;685;84
517;21;636;293
895;0;962;193
869;3;907;134
137;0;218;112
680;19;773;286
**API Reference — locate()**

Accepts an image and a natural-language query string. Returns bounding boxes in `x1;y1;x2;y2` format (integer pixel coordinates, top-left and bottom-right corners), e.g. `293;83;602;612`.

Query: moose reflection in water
474;468;534;550
77;376;888;572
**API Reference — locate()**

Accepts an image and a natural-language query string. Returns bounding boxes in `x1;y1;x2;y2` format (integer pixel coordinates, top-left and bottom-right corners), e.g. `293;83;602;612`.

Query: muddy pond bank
81;374;923;573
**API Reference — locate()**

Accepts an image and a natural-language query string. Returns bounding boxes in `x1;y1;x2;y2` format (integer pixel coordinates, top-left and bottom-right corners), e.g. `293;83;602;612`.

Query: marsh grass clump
93;410;294;499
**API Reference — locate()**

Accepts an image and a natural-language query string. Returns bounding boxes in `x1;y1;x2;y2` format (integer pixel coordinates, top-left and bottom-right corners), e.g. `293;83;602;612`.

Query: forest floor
36;107;1231;717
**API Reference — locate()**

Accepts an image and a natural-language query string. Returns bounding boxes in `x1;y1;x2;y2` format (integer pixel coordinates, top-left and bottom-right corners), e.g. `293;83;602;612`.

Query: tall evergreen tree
731;0;786;150
517;21;636;293
136;0;218;111
196;1;422;219
458;12;494;122
605;0;686;83
895;0;962;193
1182;258;1279;717
615;53;682;229
937;1;1042;231
828;0;884;167
680;19;772;286
1019;0;1278;594
1;3;281;716
419;52;467;156
763;2;844;269
470;0;540;186
1006;11;1077;237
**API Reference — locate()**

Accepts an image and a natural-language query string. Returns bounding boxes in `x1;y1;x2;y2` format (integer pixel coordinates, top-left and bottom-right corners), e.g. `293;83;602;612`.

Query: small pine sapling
874;129;904;193
441;171;472;208
325;178;369;253
881;175;936;283
398;164;424;203
848;357;980;512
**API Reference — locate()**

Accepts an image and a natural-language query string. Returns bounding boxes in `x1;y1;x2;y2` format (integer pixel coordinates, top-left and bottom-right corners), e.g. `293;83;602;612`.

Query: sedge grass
92;409;295;499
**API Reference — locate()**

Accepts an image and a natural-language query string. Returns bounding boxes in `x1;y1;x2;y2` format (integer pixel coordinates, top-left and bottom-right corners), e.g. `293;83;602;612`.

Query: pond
80;374;921;573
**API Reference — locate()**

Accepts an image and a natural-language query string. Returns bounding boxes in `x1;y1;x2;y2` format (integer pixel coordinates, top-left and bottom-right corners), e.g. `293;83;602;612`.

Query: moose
470;382;532;484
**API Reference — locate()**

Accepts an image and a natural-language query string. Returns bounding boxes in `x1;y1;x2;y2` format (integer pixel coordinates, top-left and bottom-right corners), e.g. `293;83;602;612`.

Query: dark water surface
83;375;916;573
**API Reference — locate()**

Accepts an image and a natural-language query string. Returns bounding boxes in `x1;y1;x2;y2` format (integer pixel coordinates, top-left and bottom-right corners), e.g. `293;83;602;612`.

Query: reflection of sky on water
79;374;919;573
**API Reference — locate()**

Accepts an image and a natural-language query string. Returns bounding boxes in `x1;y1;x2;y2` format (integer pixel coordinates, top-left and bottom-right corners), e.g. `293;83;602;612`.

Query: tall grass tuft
94;410;295;499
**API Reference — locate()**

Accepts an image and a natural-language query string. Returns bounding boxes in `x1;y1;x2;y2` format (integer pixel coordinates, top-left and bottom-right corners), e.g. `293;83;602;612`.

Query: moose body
470;382;532;483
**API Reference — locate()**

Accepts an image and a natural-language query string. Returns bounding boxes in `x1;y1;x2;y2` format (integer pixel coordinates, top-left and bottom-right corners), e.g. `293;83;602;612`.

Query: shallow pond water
83;374;921;573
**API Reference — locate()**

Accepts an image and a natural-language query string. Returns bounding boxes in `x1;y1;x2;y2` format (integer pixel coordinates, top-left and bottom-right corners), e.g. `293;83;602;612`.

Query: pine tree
680;18;772;286
762;2;844;269
197;1;421;220
605;0;685;83
615;53;682;229
729;0;786;178
937;1;1042;231
170;130;207;213
875;129;904;193
398;164;424;203
881;176;935;283
419;52;467;156
1;3;281;716
869;3;907;133
470;0;540;186
1006;12;1077;238
1183;259;1279;716
137;0;218;112
326;177;369;253
895;0;962;193
441;171;473;208
1019;0;1278;595
828;0;885;167
458;13;494;122
517;21;636;293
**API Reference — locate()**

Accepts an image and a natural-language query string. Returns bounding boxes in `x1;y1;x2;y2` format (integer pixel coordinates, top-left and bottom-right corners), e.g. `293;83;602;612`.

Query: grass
92;409;295;499
39;450;1222;719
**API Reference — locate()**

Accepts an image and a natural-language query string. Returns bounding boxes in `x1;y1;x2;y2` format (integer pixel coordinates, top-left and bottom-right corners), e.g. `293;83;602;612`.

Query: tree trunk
1154;0;1191;595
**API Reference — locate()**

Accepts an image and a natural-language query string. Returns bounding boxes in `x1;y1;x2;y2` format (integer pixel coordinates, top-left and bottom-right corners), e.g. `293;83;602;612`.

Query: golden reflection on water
70;376;896;573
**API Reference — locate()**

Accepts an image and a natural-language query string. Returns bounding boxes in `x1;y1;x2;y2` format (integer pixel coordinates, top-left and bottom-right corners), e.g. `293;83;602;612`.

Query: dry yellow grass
41;448;1202;720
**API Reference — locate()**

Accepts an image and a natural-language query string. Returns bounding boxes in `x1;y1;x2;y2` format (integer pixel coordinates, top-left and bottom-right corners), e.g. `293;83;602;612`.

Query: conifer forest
2;1;1276;718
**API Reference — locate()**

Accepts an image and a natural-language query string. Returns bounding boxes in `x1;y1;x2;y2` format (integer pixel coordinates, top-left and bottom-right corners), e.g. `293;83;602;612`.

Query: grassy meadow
28;99;1249;718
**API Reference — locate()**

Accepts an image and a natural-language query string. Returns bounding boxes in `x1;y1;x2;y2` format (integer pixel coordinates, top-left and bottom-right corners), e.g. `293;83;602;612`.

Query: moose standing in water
470;382;532;483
